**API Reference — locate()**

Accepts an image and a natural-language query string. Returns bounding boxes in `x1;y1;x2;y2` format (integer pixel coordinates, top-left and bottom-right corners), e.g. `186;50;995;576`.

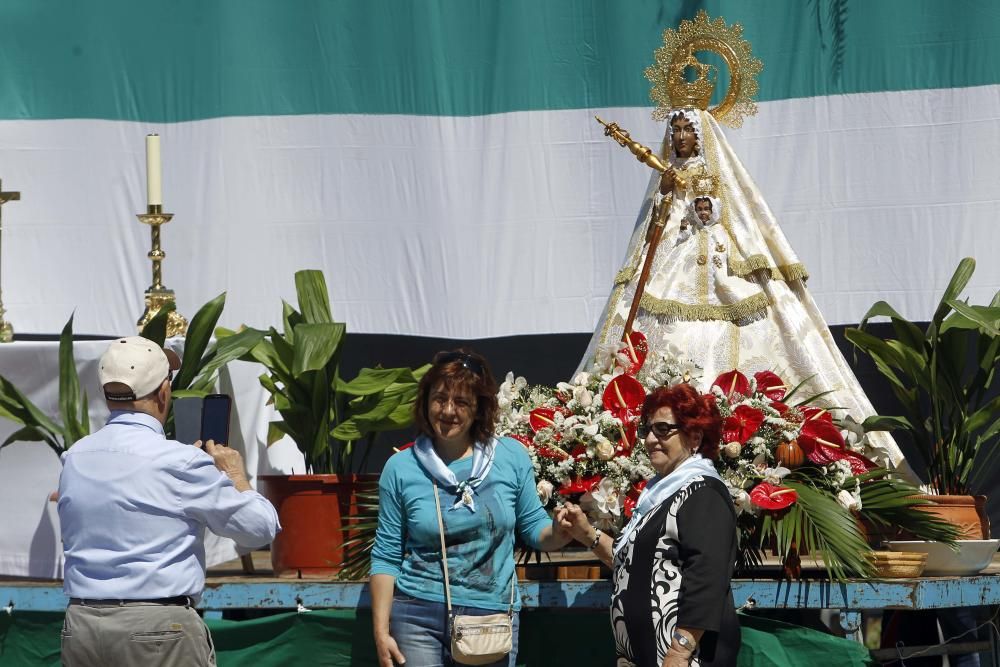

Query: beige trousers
61;602;216;667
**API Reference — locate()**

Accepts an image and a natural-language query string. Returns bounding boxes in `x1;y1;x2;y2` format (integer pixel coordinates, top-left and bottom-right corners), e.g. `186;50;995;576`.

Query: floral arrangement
498;334;958;579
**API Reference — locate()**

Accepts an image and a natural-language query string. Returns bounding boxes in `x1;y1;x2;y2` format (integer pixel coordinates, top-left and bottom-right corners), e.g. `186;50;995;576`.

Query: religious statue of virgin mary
581;12;911;472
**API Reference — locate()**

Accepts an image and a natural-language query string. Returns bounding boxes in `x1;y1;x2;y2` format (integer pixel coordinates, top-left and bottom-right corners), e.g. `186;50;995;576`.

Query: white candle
146;134;162;206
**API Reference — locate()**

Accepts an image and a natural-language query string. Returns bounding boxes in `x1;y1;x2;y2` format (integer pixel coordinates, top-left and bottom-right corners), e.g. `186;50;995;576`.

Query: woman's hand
661;650;693;667
375;630;405;667
559;502;595;545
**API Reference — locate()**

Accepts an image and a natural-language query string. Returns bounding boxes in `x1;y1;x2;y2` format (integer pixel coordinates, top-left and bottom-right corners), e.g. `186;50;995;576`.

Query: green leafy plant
223;269;428;474
0;314;89;454
845;258;1000;495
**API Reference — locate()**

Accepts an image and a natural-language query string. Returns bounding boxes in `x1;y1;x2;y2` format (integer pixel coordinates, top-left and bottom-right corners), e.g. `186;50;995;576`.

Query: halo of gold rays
646;10;763;128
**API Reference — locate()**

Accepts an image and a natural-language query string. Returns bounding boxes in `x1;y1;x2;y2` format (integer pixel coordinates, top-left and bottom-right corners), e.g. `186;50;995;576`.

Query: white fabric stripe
0;84;997;338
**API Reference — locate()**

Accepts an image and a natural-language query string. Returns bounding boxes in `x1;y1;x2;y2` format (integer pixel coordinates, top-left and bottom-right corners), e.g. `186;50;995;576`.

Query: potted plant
845;257;1000;538
225;269;428;579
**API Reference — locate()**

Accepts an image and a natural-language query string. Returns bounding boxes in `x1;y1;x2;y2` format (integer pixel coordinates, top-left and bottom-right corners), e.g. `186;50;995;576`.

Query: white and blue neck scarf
413;434;497;512
613;454;721;557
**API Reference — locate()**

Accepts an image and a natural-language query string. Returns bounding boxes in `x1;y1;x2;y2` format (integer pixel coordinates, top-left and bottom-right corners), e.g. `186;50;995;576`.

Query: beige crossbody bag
432;481;515;666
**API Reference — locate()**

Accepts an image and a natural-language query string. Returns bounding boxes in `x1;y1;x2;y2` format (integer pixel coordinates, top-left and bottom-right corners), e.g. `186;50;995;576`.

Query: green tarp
0;608;873;666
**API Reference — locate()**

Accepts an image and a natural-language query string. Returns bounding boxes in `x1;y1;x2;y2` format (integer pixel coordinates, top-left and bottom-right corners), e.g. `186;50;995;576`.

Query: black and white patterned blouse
610;476;740;667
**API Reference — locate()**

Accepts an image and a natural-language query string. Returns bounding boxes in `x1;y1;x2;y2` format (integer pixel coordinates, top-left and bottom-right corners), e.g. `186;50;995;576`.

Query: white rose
722;442;742;459
595;437;615;461
536;480;554;505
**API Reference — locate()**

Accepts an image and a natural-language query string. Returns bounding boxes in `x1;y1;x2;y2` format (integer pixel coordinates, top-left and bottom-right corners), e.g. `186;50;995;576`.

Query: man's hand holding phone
197;439;253;493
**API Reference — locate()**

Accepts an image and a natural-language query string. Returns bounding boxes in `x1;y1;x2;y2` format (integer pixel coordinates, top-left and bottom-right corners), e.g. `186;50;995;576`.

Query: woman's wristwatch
587;528;602;550
671;629;695;652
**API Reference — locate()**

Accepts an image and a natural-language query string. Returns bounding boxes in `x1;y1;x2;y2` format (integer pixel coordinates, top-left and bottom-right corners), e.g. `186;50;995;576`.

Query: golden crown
687;165;720;198
667;48;717;110
646;11;762;128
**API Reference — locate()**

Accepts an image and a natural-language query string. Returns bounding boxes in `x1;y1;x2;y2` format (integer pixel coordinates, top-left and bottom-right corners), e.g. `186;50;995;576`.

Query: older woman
561;383;740;666
370;349;573;667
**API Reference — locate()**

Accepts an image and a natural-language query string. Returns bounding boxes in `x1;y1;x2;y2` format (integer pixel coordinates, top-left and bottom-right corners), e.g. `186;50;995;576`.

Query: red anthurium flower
617;420;638;454
621;331;649;376
529;407;559;433
842;450;878;475
770;400;789;416
754;371;787;401
602;374;646;422
801;406;833;423
623;480;648;518
535;445;569;461
722;405;765;444
511;433;534;448
749;483;798;511
560;475;601;496
798;419;847;465
570;443;588;459
712;369;750;399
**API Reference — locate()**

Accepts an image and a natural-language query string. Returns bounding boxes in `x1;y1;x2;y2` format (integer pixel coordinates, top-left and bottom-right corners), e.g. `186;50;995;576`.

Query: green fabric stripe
1;0;999;122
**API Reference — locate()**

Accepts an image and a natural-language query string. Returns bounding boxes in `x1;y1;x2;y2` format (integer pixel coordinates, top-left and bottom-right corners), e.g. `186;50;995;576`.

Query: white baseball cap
99;336;181;401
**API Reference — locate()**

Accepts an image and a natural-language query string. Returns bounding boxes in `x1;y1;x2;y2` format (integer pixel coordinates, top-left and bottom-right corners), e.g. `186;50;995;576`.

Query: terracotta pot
911;494;990;540
259;473;378;578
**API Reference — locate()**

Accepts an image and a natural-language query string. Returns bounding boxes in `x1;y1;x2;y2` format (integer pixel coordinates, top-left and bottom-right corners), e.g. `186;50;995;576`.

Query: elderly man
57;336;280;666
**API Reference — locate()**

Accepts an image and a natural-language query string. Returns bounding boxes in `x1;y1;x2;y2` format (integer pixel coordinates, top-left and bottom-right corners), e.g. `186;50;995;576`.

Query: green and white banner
0;0;997;337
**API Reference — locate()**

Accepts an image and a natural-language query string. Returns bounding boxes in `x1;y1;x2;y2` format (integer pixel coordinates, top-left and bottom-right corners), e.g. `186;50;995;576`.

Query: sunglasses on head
433;351;485;378
636;421;681;439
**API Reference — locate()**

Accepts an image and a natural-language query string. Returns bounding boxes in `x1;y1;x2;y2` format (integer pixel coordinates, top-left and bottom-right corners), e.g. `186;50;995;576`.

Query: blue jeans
390;592;519;667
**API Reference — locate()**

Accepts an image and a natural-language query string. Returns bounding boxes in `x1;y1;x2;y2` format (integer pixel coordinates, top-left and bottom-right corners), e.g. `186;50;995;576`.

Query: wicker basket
868;550;928;578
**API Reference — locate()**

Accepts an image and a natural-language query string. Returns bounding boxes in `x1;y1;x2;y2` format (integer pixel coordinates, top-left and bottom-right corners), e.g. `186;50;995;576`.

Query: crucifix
0;179;21;342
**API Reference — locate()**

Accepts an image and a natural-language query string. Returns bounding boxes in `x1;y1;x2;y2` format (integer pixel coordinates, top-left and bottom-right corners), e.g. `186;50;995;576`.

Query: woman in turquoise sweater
370;350;573;667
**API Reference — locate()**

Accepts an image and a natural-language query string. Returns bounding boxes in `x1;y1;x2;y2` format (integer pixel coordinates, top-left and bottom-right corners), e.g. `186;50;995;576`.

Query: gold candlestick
0;180;21;343
136;204;188;337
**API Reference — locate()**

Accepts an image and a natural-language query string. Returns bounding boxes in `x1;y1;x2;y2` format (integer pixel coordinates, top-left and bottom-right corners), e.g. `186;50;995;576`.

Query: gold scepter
595;117;682;341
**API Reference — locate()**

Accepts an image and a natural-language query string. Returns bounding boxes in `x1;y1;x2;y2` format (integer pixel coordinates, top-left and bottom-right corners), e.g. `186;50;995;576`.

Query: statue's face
695;198;713;222
671;115;698;158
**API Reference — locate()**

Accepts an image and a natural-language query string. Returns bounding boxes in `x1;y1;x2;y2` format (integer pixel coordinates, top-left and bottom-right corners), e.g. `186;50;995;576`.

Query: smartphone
200;394;232;446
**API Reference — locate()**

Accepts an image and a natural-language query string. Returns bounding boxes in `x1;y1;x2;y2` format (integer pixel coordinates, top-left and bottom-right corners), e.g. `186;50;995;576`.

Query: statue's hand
659;169;676;194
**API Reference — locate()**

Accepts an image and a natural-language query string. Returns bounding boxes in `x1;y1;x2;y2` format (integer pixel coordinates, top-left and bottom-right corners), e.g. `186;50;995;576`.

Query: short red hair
641;383;723;460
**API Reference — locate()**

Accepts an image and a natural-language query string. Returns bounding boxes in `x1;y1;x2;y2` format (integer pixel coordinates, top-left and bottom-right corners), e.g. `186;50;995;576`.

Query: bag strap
433;481;517;618
432;481;454;615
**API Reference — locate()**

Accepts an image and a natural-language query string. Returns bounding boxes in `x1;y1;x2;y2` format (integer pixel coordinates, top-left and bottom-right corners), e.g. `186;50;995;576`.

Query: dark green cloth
0;608;873;666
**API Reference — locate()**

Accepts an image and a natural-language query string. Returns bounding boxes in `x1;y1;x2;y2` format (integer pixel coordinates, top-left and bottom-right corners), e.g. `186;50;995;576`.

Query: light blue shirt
58;411;280;600
370;437;551;611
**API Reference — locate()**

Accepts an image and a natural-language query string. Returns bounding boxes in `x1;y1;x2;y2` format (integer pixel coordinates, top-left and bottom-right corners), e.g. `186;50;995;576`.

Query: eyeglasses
433;351;485;378
637;421;681;440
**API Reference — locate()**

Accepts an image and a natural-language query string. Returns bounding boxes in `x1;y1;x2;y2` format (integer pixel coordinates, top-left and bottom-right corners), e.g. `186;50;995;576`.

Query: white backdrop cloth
0;339;305;579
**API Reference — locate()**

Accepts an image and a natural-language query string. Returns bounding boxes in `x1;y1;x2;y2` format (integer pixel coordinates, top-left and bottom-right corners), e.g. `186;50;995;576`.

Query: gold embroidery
696;255;707;266
715;243;726;253
638;291;771;323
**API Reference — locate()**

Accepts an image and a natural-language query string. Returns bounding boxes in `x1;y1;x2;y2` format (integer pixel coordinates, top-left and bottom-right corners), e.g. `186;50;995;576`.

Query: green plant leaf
855;300;926;352
337;368;409;396
139;301;175;346
57;313;89;444
930;257;975;333
945;300;1000;336
1;425;52;449
292;323;345;377
295;269;334;324
190;327;267;391
173;292;226;389
861;414;914;432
